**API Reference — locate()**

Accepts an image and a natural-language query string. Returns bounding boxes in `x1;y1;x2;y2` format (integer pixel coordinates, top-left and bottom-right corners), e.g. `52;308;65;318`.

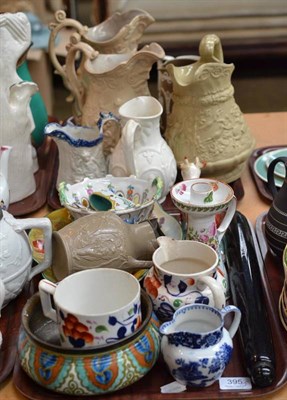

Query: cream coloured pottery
165;34;255;183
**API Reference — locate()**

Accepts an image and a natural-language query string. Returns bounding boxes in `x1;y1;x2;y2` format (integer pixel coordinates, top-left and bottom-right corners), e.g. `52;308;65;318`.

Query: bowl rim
21;289;155;355
64;198;155;216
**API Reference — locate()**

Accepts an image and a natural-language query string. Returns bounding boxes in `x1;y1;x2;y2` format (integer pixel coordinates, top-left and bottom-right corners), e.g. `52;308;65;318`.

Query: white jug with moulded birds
108;96;177;202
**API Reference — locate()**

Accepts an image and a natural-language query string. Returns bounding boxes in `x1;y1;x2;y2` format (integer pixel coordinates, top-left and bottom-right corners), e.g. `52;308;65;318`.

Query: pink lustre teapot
0;209;52;309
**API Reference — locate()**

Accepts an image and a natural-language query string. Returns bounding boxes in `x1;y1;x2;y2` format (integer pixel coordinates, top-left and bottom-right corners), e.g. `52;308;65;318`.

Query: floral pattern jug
165;34;255;183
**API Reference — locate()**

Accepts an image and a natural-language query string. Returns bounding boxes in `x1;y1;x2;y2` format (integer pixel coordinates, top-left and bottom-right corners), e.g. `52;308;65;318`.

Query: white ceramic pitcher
109;96;177;202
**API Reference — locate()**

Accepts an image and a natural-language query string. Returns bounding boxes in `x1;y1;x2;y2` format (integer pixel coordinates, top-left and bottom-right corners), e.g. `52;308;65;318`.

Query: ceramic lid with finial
170;178;234;212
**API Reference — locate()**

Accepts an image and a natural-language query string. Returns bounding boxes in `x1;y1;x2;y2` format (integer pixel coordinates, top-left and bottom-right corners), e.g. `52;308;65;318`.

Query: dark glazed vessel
265;156;287;258
223;211;275;387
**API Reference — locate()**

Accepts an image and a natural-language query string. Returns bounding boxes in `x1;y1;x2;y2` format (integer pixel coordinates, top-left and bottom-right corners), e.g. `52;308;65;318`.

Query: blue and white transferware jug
160;304;241;387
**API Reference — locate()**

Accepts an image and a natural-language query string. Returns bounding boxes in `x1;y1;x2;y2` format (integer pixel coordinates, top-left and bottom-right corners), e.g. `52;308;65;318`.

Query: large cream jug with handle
165;34;255;183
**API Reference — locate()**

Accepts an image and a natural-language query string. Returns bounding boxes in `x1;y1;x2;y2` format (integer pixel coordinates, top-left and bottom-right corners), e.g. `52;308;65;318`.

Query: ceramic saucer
264;148;287;179
254;153;284;188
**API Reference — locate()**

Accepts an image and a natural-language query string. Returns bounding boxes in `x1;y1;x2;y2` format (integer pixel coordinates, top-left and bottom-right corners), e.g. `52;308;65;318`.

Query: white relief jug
109;96;177;202
0;12;38;203
44;113;120;187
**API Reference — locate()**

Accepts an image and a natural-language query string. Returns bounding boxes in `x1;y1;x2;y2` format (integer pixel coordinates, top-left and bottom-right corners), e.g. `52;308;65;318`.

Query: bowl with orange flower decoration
18;289;160;395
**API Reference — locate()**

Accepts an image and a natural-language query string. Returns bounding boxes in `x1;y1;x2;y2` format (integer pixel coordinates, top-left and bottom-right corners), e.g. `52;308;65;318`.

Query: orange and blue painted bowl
18;290;160;395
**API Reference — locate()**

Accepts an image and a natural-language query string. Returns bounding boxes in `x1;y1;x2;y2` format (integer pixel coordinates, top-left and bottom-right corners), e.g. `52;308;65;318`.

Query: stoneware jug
157;54;199;132
49;9;154;55
143;237;226;322
49;34;164;126
109;96;177;202
160;303;241;387
0;146;12;210
0;209;52;309
0;12;39;203
44;113;120;187
265;157;287;258
51;211;158;281
165;34;255;183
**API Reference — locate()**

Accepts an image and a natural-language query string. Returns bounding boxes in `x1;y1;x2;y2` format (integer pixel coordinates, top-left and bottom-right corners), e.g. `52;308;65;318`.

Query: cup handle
267;156;287;198
197;275;226;309
221;304;242;338
217;196;237;243
38;279;58;322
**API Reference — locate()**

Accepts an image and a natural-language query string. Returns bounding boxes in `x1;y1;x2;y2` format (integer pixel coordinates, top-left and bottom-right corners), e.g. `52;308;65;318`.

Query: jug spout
0;146;12;209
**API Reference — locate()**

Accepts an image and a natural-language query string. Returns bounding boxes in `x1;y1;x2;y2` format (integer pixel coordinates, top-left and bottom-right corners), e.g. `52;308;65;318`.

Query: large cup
39;268;142;349
143;237;226;321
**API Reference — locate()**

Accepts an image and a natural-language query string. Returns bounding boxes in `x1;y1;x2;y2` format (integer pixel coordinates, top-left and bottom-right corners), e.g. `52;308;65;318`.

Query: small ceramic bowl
58;175;159;223
18;290;161;395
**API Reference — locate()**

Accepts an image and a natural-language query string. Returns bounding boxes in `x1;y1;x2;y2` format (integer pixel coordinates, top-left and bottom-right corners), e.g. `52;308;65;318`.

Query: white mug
39;268;142;349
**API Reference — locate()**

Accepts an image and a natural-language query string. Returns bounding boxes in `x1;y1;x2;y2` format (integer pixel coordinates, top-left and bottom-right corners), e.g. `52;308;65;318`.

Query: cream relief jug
49;9;155;54
49;27;164;126
165;34;255;183
108;96;177;201
0;12;38;203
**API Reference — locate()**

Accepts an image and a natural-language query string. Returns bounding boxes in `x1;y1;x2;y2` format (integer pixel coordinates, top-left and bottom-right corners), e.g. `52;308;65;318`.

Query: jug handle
199;34;224;63
48;10;88;85
221;304;242;339
64;40;99;121
0;279;5;314
267;156;287;199
10;218;52;280
197;276;226;309
122;119;140;176
217;196;237;243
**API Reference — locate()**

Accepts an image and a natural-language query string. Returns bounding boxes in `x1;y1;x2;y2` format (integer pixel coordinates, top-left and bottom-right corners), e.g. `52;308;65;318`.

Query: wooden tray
8;137;58;216
249;145;287;202
12;219;287;399
0;277;38;384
